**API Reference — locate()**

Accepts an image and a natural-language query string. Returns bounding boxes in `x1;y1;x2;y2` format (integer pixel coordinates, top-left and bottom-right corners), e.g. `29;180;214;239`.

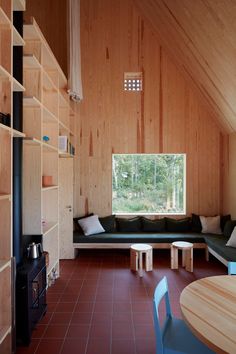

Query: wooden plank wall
23;0;228;218
228;134;236;218
74;0;226;217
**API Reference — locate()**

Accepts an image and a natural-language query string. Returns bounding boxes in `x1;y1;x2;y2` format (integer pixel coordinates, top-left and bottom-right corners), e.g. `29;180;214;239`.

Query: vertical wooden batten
159;46;163;153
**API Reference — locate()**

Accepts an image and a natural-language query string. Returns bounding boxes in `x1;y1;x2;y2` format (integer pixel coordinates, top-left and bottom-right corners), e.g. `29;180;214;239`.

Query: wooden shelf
0;194;11;201
24;18;67;88
13;0;26;11
23;96;41;107
42;185;58;191
59;152;74;158
42;222;58;236
23;21;41;41
13;78;25;92
0;69;25;92
59;122;74;139
12;129;26;138
22;17;75;286
23;137;41;145
0;123;11;133
59;91;70;108
0;2;25;348
43;70;57;92
0;326;11;345
0;65;11;80
59;120;70;133
0;260;10;273
43;106;58;123
0;8;11;27
13;27;25;46
23;55;41;69
42;142;58;152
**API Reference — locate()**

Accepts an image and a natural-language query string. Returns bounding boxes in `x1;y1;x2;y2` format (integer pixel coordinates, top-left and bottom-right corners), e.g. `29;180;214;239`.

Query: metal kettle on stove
27;242;42;259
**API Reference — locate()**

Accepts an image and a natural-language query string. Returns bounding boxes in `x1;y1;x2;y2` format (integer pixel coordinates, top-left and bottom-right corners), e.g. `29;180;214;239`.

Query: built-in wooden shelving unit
22;17;75;281
0;1;26;351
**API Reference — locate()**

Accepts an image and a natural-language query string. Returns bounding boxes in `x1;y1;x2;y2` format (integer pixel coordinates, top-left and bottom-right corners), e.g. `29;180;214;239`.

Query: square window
112;154;186;215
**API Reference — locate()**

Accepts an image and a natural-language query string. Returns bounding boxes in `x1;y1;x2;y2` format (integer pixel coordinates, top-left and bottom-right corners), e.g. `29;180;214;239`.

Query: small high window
124;72;142;91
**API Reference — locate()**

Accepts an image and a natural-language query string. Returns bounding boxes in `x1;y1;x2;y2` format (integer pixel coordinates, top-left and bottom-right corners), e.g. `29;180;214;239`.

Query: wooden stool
130;243;153;277
171;241;193;272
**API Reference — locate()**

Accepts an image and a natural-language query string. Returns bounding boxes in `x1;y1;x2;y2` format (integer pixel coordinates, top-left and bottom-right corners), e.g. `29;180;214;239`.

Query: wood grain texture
134;0;236;133
24;0;67;76
0;199;11;259
180;276;236;354
73;0;226;217
23;144;42;235
228;133;236;218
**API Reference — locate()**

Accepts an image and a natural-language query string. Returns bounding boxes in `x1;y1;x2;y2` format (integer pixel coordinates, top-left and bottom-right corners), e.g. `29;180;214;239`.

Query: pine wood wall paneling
142;24;161;153
162;51;186;153
221;134;229;215
24;0;67;76
134;0;236;133
25;0;227;217
73;0;226;217
228;134;236;218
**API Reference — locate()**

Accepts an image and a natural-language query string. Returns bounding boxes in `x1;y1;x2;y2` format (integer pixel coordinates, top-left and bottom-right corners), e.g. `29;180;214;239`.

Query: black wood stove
16;255;47;345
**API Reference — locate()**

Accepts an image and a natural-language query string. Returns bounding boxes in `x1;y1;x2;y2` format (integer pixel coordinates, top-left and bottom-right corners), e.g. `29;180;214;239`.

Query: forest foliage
112;154;185;214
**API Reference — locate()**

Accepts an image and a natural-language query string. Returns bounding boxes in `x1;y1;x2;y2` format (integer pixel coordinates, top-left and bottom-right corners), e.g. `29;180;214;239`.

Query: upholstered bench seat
73;231;206;245
73;216;236;274
204;235;236;262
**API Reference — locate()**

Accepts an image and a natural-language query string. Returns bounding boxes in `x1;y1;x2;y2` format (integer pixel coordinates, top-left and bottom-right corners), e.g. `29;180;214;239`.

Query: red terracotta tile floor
16;249;226;354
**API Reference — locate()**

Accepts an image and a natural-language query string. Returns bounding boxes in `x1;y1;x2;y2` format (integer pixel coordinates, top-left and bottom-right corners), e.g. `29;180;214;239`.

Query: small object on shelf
42;175;53;187
0;112;11;127
43;251;49;267
42;135;50;142
59;135;68;152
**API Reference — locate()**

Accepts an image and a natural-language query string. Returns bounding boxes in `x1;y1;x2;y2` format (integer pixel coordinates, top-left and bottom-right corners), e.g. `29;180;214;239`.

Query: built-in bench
73;216;236;274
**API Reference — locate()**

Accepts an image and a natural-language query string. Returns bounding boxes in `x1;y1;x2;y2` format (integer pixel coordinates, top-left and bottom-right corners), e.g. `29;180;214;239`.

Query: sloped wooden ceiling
134;0;236;133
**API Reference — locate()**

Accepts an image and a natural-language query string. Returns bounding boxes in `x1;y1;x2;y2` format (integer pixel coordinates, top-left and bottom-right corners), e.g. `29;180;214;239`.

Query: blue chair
153;277;214;354
228;261;236;275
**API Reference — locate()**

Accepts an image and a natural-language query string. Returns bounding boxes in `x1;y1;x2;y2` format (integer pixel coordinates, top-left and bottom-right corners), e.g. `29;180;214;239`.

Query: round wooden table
180;275;236;354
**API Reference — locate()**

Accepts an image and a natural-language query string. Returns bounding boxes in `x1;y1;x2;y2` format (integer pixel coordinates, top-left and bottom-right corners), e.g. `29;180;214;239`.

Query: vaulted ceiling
134;0;236;133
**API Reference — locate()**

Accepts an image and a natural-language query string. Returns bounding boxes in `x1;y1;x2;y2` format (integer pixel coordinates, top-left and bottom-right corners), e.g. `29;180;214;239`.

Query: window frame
112;153;186;216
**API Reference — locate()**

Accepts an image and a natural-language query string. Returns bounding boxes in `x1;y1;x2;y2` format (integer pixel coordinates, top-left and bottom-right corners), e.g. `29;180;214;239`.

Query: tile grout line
129;258;137;354
84;257;103;354
110;254;116;354
58;261;88;354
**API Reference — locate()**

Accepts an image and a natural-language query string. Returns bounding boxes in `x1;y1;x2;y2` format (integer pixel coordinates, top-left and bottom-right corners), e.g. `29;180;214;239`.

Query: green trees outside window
112;154;186;214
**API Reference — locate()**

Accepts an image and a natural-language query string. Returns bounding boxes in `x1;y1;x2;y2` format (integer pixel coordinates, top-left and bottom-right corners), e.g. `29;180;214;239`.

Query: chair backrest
228;262;236;275
153;276;172;354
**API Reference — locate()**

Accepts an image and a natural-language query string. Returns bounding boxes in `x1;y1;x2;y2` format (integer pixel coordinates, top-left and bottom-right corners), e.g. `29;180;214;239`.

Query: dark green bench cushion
73;232;205;244
204;235;236;262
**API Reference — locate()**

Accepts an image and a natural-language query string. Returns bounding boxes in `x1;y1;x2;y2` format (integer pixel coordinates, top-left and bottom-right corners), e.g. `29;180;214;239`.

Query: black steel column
13;11;23;265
